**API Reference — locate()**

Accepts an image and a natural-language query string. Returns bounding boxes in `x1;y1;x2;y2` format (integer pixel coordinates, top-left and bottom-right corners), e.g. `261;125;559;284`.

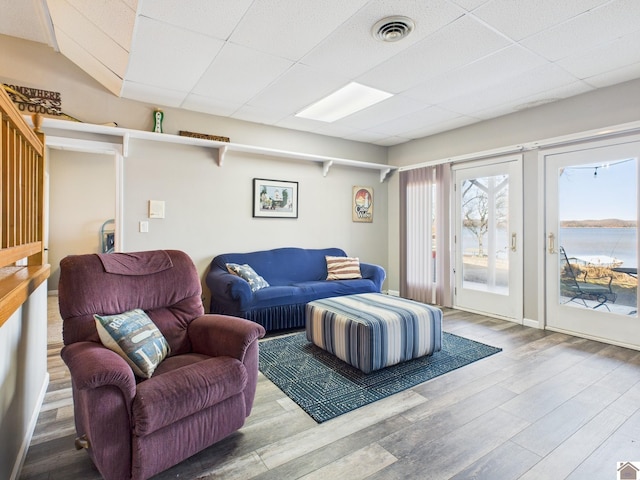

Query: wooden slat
0;87;43;156
0;242;42;267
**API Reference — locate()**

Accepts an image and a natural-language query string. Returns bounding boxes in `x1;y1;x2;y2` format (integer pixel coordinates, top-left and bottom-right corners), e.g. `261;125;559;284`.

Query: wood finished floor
19;296;640;480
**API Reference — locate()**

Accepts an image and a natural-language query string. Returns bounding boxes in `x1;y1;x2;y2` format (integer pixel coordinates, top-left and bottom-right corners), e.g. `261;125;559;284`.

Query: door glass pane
461;174;509;294
558;158;637;316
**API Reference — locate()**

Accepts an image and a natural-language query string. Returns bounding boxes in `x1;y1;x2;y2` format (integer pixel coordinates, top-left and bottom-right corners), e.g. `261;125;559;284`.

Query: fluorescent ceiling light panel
296;82;393;122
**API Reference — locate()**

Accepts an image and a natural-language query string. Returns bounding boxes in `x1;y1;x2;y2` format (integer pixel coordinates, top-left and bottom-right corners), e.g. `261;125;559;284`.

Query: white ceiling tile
191;43;293;105
358;14;511;93
180;93;240;117
404;45;546;104
557;29;640;80
55;29;123;96
312;122;363;139
229;0;369;61
121;0;138;12
583;62;640;88
473;0;608;41
442;64;580;115
125;16;224;90
65;0;136;50
3;0;640;144
48;0;129;76
342;130;394;144
138;0;253;40
371;136;411;147
121;80;187;107
521;0;640;62
449;0;491;12
275;115;331;133
0;1;53;44
475;80;593;119
231;104;290;126
301;0;463;78
338;94;430;130
369;106;462;137
247;63;349;114
404;115;479;139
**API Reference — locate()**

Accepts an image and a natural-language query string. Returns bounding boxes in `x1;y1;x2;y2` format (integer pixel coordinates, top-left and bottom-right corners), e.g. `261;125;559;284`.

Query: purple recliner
58;250;265;480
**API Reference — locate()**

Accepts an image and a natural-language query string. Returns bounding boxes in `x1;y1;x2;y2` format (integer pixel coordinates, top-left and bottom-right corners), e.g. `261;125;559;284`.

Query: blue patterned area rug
258;331;501;423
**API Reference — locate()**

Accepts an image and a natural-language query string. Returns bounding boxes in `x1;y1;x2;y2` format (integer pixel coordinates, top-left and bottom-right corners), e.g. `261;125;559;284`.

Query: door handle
548;233;557;254
511;233;517;252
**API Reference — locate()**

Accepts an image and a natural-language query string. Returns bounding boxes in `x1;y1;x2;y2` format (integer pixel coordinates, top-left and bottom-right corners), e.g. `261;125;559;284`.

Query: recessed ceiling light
295;82;393;123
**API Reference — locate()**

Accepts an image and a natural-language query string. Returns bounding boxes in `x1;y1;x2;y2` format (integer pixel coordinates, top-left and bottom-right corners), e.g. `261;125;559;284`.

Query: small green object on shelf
153;108;163;133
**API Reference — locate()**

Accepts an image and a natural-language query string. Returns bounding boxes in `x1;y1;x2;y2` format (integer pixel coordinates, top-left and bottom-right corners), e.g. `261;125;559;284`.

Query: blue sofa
206;247;386;331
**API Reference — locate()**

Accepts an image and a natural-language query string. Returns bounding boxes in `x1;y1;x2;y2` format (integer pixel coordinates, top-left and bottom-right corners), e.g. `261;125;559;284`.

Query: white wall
48;149;116;290
122;138;388;307
0;283;48;480
387;78;640;321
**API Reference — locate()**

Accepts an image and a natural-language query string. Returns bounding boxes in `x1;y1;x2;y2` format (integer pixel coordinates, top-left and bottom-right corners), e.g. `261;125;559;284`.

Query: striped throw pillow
326;255;362;280
94;309;170;378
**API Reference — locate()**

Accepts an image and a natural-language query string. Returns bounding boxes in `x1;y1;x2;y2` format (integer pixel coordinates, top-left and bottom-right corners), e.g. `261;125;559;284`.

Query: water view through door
545;139;639;348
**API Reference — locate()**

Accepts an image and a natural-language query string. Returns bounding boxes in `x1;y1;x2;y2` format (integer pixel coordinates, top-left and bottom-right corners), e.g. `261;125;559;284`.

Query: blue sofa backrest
212;247;347;285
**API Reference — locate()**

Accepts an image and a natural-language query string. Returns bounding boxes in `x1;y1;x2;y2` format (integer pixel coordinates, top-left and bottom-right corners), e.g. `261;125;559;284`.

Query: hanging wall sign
353;186;373;223
3;84;62;115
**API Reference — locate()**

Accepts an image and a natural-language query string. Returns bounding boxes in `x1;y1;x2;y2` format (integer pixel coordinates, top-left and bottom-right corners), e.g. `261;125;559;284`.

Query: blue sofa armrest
360;262;386;291
206;267;253;313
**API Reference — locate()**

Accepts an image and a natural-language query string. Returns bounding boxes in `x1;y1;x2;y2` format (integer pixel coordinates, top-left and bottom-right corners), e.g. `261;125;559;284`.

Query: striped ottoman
305;293;442;373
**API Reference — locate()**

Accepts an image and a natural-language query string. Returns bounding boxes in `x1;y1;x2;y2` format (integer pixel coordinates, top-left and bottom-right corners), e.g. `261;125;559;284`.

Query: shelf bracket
216;145;227;166
380;167;391;183
122;132;130;157
322;160;333;177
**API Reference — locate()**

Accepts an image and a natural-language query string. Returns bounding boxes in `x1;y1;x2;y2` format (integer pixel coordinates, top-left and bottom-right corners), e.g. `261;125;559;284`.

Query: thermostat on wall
149;200;165;219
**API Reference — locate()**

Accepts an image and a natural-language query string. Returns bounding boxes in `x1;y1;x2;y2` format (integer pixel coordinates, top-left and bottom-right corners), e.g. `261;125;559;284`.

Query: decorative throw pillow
94;309;170;379
226;263;270;292
326;255;362;280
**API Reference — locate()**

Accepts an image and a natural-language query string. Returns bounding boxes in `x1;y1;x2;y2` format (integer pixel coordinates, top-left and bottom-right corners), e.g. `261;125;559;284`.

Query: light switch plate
149;200;165;218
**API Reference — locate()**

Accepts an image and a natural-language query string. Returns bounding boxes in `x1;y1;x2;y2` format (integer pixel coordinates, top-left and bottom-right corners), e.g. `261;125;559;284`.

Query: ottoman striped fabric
305;293;442;373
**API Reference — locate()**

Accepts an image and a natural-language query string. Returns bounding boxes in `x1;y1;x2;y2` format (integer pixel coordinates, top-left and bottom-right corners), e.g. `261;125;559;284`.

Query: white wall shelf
32;116;396;182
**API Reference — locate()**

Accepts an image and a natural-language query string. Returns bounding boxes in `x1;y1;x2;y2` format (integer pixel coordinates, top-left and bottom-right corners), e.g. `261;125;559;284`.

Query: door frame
540;134;640;348
452;154;524;323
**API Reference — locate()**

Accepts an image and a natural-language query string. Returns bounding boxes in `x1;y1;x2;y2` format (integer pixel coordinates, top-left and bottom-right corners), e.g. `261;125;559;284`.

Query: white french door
453;156;523;322
545;139;640;348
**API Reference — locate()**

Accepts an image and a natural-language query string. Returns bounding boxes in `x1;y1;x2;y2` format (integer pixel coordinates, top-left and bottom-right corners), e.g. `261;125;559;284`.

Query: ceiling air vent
373;16;415;42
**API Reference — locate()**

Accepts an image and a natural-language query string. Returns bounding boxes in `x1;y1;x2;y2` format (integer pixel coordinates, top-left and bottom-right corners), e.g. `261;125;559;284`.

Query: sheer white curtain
400;164;451;305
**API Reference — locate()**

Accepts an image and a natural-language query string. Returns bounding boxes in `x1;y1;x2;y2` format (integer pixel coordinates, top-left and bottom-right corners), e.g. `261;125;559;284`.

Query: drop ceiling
2;0;640;146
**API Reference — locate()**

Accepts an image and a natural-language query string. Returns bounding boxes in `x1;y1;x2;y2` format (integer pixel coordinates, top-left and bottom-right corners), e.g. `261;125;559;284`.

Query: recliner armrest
61;341;136;400
188;314;266;361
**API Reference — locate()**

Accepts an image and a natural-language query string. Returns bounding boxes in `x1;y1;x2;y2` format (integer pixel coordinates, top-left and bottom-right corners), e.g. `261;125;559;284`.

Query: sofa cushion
226;263;269;291
326;255;362;280
133;356;247;436
213;247;348;285
94;309;170;378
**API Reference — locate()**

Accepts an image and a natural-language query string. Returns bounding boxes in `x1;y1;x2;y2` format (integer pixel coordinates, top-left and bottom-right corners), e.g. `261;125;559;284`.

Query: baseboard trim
386;289;400;297
11;372;49;480
523;317;540;329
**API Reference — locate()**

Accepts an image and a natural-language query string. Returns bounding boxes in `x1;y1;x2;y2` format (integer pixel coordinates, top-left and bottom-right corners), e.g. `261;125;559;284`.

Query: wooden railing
0;87;50;328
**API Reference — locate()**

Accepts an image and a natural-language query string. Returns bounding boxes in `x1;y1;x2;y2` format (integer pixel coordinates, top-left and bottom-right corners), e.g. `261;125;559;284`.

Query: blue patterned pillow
226;263;270;292
94;309;170;378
